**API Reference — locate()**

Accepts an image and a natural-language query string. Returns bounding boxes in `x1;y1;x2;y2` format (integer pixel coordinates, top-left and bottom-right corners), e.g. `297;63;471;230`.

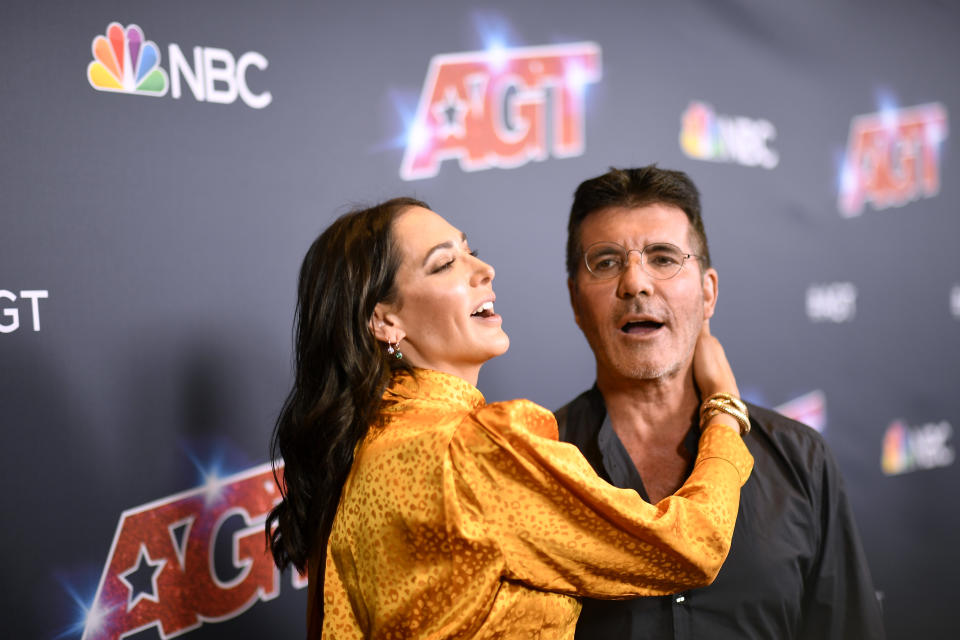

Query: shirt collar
382;367;486;414
590;386;701;498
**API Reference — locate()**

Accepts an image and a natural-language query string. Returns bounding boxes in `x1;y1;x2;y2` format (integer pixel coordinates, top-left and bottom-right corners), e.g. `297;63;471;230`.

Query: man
556;166;884;639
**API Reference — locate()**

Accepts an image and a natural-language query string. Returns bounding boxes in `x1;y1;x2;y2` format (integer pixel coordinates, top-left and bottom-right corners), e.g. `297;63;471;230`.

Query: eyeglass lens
585;242;687;279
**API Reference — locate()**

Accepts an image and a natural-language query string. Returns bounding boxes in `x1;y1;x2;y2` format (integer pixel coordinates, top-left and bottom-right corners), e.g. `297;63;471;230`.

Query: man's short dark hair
565;165;711;279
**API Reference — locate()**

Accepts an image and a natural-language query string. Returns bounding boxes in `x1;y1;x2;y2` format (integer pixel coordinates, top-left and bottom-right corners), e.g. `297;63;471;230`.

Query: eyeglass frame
581;241;703;280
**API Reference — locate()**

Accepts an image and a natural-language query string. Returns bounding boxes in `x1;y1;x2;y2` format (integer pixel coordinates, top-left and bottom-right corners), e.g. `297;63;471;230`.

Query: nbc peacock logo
678;100;778;169
881;418;954;475
87;22;169;96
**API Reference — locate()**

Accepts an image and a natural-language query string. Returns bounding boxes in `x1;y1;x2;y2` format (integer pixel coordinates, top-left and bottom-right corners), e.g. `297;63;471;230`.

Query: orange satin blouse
311;368;753;639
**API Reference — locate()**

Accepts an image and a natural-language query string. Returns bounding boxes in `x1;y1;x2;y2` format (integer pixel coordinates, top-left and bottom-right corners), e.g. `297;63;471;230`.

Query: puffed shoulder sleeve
446;399;753;598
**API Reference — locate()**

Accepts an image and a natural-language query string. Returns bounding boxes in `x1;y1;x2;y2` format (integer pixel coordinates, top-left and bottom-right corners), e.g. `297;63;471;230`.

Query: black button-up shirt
556;386;885;640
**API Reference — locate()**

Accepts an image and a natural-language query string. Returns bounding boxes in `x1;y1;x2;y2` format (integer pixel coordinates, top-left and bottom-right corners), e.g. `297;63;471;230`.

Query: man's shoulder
553;386;597;422
744;401;836;481
746;402;826;444
554;386;605;444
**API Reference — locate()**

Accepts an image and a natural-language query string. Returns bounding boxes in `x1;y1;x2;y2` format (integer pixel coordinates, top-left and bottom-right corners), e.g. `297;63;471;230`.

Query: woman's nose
470;255;495;285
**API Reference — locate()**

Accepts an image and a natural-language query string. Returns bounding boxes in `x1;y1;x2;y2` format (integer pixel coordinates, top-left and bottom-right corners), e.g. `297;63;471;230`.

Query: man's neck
595;365;701;502
596;364;700;443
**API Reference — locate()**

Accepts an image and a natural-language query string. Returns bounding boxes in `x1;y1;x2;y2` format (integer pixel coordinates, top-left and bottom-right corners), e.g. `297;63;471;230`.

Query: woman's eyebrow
422;233;468;266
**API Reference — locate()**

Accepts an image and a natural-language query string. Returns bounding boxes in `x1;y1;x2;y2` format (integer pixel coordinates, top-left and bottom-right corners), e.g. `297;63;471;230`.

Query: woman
266;197;753;639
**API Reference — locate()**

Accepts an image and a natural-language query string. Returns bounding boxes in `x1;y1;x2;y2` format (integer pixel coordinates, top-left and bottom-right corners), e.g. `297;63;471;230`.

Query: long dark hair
265;197;426;578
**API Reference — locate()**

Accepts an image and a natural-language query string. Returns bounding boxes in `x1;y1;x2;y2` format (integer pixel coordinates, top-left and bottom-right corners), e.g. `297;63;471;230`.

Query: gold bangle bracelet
702;393;748;415
701;406;751;434
700;394;751;434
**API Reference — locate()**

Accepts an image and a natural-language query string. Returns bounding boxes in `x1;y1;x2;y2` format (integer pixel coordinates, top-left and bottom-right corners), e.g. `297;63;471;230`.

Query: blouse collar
382;367;486;413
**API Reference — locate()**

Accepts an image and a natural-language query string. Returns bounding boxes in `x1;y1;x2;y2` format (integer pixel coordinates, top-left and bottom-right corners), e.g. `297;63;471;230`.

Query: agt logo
400;42;602;181
87;22;272;109
806;282;857;323
679;101;779;170
79;463;302;640
838;101;948;217
774;390;826;433
882;419;954;476
0;289;48;333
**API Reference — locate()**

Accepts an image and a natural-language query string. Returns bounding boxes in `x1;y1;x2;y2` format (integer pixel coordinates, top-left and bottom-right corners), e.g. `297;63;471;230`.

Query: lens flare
473;10;515;72
55;573;114;639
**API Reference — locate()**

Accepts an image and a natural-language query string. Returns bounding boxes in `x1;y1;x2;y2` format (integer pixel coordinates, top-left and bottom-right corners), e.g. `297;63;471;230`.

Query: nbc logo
882;419;954;476
679;101;779;170
86;22;271;109
88;23;168;96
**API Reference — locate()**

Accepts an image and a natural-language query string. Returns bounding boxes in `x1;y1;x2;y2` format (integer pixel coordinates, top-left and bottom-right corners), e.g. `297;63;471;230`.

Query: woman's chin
483;331;510;361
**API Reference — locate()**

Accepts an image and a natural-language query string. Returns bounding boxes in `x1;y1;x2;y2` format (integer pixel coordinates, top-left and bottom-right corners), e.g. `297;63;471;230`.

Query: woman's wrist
700;392;750;435
702;416;741;435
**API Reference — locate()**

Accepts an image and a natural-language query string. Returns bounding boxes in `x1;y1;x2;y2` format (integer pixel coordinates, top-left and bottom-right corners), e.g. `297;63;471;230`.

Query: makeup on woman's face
383;206;509;383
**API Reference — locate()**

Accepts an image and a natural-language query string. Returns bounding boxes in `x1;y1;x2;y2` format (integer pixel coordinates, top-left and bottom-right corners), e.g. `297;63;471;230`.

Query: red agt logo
774;390;827;433
838;102;948;217
401;42;602;180
81;463;301;639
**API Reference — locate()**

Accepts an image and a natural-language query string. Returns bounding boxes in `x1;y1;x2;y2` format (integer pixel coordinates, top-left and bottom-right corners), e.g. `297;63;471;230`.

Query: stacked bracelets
700;392;751;435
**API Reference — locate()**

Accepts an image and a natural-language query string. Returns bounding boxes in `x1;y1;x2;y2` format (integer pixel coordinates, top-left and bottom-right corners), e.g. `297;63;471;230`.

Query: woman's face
372;206;509;385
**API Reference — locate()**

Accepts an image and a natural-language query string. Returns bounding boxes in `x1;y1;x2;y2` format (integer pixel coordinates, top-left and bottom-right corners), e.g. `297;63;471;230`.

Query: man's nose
616;252;653;298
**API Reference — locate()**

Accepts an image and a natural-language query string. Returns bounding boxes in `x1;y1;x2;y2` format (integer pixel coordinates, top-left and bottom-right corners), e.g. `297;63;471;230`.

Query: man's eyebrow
422;233;468;267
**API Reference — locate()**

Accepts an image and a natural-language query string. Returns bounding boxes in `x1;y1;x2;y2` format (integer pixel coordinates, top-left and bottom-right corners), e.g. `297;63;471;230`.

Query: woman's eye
431;258;455;273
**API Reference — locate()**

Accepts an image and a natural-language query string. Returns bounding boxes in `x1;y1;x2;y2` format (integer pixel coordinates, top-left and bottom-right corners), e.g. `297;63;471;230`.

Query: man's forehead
580;203;692;243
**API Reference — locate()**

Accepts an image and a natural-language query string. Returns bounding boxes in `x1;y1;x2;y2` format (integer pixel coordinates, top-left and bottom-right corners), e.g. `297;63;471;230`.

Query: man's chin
615;358;683;381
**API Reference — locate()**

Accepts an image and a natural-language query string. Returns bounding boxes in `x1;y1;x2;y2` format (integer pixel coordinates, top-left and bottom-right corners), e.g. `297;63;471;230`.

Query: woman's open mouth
471;301;497;318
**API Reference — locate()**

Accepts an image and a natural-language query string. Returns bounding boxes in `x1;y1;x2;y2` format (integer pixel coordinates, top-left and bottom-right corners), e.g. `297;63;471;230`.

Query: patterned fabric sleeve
446;399;753;599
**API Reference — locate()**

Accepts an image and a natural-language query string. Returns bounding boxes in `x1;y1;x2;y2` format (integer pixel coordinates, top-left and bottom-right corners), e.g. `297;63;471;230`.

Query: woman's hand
693;320;742;434
693;320;738;398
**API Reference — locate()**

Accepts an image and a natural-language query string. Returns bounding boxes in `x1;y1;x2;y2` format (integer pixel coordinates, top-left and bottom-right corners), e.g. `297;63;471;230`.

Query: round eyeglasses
583;241;701;280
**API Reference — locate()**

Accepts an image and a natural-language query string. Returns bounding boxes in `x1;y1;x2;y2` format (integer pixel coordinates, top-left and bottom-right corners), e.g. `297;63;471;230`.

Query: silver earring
387;341;403;360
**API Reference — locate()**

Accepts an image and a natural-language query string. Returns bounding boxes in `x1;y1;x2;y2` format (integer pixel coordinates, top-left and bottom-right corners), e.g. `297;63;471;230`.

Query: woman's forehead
395;207;464;256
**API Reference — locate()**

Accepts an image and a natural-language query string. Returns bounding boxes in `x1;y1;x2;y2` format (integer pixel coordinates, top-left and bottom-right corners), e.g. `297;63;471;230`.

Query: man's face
568;203;718;383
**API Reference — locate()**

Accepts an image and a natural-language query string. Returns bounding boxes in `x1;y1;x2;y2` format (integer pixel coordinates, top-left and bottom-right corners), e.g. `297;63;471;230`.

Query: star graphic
118;545;167;612
431;86;468;139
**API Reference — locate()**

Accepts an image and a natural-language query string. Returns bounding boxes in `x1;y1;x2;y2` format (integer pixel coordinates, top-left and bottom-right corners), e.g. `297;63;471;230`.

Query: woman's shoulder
468;398;559;441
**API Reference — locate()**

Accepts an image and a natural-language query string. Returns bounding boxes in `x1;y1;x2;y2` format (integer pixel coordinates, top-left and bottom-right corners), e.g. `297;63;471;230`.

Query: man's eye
593;257;622;271
649;254;680;266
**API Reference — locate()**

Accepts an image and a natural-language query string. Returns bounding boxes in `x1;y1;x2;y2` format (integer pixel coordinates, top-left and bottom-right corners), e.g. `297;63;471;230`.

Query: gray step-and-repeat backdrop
2;1;957;638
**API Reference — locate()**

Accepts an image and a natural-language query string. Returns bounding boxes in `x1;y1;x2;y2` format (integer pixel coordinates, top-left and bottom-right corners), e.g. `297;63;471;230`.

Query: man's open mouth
620;320;664;333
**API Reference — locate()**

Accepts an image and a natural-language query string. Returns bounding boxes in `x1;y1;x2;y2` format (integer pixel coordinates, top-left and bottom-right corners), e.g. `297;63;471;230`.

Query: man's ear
567;277;582;328
702;267;719;320
369;303;404;344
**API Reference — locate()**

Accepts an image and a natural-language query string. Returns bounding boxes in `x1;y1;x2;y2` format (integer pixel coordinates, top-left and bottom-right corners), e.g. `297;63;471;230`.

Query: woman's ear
369;303;404;344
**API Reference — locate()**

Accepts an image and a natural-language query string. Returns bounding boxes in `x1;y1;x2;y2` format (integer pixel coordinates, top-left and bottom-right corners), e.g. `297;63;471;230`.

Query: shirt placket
672;590;691;640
